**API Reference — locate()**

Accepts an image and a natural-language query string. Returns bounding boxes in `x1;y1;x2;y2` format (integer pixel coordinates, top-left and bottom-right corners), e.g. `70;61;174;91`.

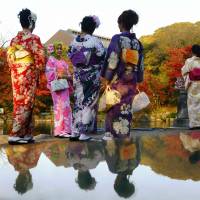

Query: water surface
0;130;200;200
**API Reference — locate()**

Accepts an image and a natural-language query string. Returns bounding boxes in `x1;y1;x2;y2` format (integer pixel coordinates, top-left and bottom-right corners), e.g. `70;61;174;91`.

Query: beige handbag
98;86;121;112
131;90;150;113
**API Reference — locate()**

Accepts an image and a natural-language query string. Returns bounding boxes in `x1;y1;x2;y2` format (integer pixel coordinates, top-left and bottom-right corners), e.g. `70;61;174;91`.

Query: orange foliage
0;48;12;117
163;135;189;159
139;67;167;107
165;46;192;96
139;46;192;106
0;48;51;115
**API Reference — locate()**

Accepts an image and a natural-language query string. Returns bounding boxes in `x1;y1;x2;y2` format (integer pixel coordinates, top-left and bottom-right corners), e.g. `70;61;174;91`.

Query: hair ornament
92;15;100;28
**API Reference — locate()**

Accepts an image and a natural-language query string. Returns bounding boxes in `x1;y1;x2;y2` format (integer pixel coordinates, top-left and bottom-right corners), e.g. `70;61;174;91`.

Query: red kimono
7;30;45;137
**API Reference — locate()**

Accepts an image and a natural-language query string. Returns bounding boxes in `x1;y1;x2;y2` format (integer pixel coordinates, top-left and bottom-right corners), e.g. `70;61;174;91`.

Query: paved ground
0;127;192;148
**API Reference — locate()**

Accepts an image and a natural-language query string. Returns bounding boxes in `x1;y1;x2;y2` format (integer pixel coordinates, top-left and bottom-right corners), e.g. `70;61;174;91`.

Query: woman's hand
100;76;109;93
57;74;67;79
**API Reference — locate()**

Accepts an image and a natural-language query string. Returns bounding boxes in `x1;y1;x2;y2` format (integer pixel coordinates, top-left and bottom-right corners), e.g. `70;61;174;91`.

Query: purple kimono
69;34;105;136
101;32;144;138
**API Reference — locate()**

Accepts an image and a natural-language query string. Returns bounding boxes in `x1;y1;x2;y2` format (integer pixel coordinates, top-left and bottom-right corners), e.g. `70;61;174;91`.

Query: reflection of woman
69;15;105;141
43;140;70;167
180;132;200;153
180;132;200;164
114;173;135;198
46;42;72;137
66;142;104;190
101;10;144;139
7;8;45;144
76;170;96;191
181;45;200;129
14;170;33;195
5;143;42;194
189;151;200;164
103;137;141;198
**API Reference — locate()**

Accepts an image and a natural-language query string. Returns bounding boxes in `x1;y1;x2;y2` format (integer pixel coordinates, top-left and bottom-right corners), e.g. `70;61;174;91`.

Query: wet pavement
0;129;200;200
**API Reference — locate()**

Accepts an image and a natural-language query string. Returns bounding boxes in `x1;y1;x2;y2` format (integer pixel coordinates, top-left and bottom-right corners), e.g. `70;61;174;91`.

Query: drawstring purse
131;89;150;113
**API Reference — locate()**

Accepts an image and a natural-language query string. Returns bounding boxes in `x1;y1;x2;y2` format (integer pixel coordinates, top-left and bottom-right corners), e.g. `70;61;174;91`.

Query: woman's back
104;32;143;84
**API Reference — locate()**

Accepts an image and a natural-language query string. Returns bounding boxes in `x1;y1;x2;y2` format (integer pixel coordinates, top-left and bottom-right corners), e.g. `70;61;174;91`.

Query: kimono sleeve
7;39;17;69
32;36;45;71
64;61;71;76
94;38;105;57
181;58;191;76
101;35;121;81
136;41;144;83
45;57;56;89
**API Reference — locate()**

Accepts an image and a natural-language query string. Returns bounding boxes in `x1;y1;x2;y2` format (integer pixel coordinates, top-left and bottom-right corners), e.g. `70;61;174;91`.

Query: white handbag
51;78;69;92
132;91;150;113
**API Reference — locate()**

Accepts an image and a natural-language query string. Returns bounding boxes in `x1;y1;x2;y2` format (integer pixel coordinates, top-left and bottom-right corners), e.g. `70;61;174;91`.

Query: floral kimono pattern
7;31;45;137
104;137;141;175
5;143;43;171
69;34;105;135
5;143;43;194
66;142;104;171
101;32;144;138
46;56;72;135
182;56;200;128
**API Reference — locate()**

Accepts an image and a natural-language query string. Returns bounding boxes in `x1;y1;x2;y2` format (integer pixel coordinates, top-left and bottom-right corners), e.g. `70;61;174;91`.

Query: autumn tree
140;21;200;106
164;46;192;104
0;47;12;121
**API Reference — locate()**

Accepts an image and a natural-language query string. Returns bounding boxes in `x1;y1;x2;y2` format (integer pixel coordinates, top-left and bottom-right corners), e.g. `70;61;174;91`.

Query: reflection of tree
5;143;43;195
103;137;141;198
66;141;104;191
141;134;200;181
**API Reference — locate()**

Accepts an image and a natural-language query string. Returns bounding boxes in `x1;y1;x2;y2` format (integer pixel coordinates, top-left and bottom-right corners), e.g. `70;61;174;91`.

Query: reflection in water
1;137;140;198
103;137;141;198
141;131;200;181
43;140;70;167
14;170;33;195
66;142;104;191
1;132;200;200
5;143;43;195
180;131;200;164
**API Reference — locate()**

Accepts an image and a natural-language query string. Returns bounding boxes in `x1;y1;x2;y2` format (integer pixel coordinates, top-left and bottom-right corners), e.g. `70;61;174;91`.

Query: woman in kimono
46;42;72;137
69;15;105;141
101;10;144;139
7;9;45;144
182;44;200;129
66;141;104;190
103;137;141;198
5;143;43;194
180;131;200;164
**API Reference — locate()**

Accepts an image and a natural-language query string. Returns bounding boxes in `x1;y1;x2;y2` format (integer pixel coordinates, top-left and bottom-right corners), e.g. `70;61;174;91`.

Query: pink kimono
45;56;72;136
